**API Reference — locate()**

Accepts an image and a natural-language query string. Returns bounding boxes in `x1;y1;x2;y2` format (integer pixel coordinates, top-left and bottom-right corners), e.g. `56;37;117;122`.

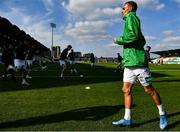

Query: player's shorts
27;60;33;65
14;59;26;70
69;60;75;65
59;60;66;66
91;63;95;66
123;67;152;86
7;65;15;70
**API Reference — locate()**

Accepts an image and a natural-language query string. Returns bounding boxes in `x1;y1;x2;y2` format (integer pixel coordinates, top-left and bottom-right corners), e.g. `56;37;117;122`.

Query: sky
0;0;180;57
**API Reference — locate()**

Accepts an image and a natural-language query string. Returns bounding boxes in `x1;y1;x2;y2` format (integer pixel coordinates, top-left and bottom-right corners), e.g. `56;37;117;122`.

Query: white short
27;60;33;65
7;65;15;70
59;60;66;66
14;59;26;69
69;60;75;65
123;67;152;86
91;63;95;66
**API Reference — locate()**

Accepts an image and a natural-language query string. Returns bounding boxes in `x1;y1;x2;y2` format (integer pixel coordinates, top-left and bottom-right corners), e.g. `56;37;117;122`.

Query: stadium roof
151;49;180;57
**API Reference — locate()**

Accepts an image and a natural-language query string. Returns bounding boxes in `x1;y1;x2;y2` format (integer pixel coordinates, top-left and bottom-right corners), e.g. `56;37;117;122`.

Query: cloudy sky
0;0;180;57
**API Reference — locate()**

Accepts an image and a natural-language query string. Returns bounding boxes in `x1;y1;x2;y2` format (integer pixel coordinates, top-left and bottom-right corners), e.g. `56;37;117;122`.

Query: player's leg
61;64;66;77
9;68;16;81
123;82;134;118
14;59;29;85
144;85;162;105
118;62;122;70
112;82;133;126
72;61;77;73
60;60;66;78
21;60;29;86
2;63;8;80
26;60;32;79
114;63;118;72
73;63;77;73
115;63;121;72
91;62;93;67
91;62;95;69
117;63;120;69
136;67;167;130
7;64;16;81
143;85;167;129
112;68;136;126
21;68;27;84
69;61;73;73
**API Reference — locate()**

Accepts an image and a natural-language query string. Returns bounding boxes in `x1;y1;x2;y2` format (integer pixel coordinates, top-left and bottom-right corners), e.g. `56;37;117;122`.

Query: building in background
74;52;82;58
52;46;61;60
83;53;92;58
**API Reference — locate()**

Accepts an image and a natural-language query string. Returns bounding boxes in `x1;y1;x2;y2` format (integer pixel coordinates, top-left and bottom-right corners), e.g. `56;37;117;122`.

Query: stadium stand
151;49;180;57
151;49;180;64
0;16;50;62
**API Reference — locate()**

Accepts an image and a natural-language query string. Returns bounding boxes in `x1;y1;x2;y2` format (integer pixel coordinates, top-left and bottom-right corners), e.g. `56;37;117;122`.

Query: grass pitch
0;63;180;131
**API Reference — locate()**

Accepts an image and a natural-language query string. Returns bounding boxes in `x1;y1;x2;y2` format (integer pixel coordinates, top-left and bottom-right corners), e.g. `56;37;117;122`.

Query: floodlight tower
50;23;56;59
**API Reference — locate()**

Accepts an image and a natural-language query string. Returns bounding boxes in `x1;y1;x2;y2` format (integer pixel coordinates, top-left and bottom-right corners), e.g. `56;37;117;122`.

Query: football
80;74;84;77
85;86;91;90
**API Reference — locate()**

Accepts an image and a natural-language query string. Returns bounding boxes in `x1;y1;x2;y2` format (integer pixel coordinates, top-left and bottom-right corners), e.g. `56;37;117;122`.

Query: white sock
124;108;131;120
157;104;165;116
60;73;63;77
22;79;26;82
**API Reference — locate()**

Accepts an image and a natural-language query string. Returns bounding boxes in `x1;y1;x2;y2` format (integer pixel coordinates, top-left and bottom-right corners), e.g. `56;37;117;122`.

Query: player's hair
67;45;72;49
146;46;151;49
125;1;138;12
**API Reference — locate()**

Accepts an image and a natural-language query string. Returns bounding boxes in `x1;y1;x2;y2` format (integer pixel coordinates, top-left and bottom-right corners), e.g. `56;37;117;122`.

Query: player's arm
114;16;139;45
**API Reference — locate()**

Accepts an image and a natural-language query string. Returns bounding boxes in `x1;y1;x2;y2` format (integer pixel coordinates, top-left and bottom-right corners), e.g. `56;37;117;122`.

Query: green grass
0;63;180;131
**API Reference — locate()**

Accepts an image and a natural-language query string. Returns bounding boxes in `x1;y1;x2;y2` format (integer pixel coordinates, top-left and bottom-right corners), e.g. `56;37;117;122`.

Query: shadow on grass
0;63;169;92
0;105;123;129
132;111;180;130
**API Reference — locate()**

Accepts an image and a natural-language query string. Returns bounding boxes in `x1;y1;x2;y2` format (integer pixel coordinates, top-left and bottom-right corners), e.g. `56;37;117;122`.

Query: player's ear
126;3;132;12
128;6;133;12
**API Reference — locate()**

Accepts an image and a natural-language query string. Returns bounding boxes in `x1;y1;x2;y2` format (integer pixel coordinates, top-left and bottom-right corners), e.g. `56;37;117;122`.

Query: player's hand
114;37;117;44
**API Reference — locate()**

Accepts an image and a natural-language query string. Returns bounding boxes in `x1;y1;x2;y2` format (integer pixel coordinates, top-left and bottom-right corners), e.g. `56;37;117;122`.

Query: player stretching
59;45;72;78
114;53;123;72
90;53;95;69
68;49;77;74
112;1;167;130
14;42;29;86
26;45;36;79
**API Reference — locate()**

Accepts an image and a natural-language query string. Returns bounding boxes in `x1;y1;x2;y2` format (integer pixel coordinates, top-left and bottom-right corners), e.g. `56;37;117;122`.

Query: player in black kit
59;45;72;78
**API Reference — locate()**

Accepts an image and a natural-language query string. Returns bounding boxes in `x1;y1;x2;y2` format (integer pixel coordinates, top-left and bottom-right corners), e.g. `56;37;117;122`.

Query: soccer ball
80;75;84;77
85;86;90;89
